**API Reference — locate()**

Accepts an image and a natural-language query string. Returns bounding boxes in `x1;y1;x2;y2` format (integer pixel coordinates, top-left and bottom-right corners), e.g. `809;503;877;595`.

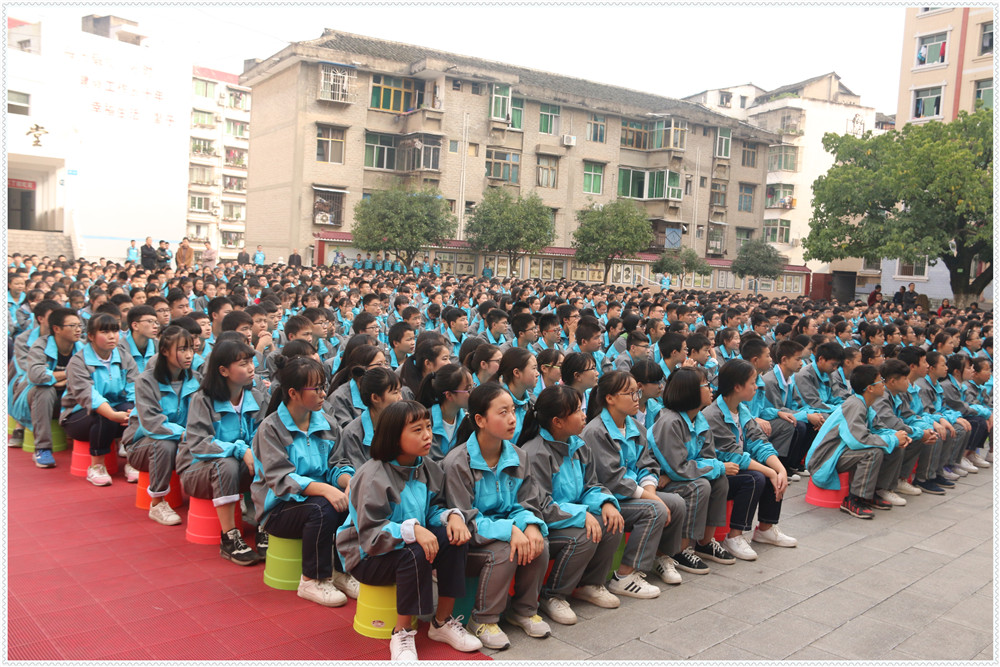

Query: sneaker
876;489;907;507
789;472;802;482
32;449;56;468
86;464;112;487
932;475;956;488
721;534;758;561
672;547;711;574
985;451;993;463
220;528;262;566
868;495;894;511
895;480;922;496
942;466;964;479
428;616;482;652
969;452;990;468
694;539;735;565
255;530;269;558
608;570;661;598
914;479;946;495
959;457;979;473
752;524;798;548
798;468;811;477
389;628;418;661
653;554;682;585
571;584;620;609
296;576;347;607
467;621;510;650
8;428;24;447
124;463;139;483
538;596;577;625
504;611;551;638
148;501;182;525
118;442;126;458
331;571;360;599
840;494;873;519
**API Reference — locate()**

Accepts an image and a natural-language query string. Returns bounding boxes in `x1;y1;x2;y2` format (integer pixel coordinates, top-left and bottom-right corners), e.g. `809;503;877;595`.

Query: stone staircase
7;230;75;261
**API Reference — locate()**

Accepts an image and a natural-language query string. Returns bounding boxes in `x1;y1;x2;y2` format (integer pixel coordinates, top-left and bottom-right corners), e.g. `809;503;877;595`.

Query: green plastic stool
451;576;479;622
22;421;68;453
606;532;629;582
263;536;303;591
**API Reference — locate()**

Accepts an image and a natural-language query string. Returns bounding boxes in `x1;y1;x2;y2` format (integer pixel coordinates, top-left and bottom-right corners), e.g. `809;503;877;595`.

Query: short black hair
663;367;706;412
717;359;756;398
850;364;880;394
370;400;432;462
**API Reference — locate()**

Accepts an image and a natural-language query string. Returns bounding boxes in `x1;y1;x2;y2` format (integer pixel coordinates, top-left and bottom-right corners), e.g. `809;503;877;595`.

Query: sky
9;3;908;113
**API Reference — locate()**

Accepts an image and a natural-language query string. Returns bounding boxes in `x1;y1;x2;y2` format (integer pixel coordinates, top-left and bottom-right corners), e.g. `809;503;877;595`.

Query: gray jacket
58;347;139;423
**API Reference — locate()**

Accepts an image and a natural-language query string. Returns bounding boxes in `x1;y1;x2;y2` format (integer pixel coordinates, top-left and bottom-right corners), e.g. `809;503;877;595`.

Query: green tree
805;108;992;307
465;188;554;273
352;187;456;268
651;247;712;288
731;238;786;293
572;199;653;283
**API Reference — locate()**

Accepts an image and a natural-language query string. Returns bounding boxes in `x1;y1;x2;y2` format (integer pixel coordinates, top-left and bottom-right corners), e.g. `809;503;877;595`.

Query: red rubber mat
6;447;491;661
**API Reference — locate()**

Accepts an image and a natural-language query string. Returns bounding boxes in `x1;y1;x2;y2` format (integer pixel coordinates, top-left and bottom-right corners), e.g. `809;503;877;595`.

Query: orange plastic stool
805;471;850;508
906;462;918;483
70;439;120;477
135;470;184;510
186;496;243;545
714;500;735;541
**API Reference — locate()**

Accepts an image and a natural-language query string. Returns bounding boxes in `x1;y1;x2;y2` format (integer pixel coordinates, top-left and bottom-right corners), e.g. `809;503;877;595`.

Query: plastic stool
714;500;735;542
907;462;918;484
353;583;417;639
21;420;68;453
135;470;184;510
70;439;119;477
606;531;630;582
186;496;243;545
263;536;304;590
805;472;850;508
451;576;479;622
8;415;19;435
21;428;34;451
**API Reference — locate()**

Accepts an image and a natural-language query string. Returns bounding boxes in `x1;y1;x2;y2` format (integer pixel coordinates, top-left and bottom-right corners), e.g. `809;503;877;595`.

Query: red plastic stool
186;496;243;545
105;441;120;476
805;472;850;508
69;439;120;477
508;559;555;598
714;500;735;542
135;470;184;510
907;462;918;484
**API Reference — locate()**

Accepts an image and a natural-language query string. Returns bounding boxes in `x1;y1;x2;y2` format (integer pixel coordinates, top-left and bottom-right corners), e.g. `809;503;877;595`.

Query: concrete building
239;30;812;294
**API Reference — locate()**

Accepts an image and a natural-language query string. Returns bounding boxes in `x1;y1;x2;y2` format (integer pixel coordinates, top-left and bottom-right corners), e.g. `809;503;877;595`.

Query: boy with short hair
741;338;798;464
443;306;468;359
762;340;825;480
614;331;650;373
916;351;972;483
387;322;416;370
873;358;936;497
794;341;846;412
686;334;719;396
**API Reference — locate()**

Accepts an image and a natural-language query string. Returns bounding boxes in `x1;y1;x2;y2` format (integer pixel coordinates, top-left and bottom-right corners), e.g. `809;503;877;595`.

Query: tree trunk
603;261;612;284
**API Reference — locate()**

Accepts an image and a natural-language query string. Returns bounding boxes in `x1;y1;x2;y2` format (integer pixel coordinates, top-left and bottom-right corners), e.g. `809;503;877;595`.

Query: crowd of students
6;252;993;661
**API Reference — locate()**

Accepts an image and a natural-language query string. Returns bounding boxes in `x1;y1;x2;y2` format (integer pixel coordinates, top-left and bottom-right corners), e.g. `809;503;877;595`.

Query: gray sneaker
503;611;551;638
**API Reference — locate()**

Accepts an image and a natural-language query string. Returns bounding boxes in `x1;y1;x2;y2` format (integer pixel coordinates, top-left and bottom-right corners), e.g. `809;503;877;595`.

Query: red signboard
8;179;36;190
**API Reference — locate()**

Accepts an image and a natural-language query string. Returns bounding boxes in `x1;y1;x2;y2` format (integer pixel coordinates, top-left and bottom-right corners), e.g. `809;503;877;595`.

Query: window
313;187;345;226
719;91;732;107
736;227;754;247
452;80;462;91
570;261;603;282
539;104;560;135
862;257;881;272
191;110;215;126
226;120;248;138
364;132;398;170
768;145;798;171
449;140;459;153
766;184;795;208
981;22;993;55
317;125;345;163
710;182;727;207
621;120;650;150
696;225;704;240
700;177;707;188
187;223;207;241
740;95;748;109
668;119;688;149
619;168;646;199
223;176;246;192
587;114;606;143
715;128;731;158
913;87;942;118
684;180;692;196
620;119;686;151
897;256;928;278
737;184;755;212
759;278;775;292
399;135;441;171
221;232;244;248
741;143;758;168
780;110;803;133
510;98;524;130
192;79;215;98
619;168;673;200
531;259;566;280
8;91;29;115
583;162;604;194
917;32;948;65
189;165;215;185
370;74;423;112
537;156;558;188
975;80;993;110
227;89;249;110
471;83;482;96
225;148;247;168
467;143;479;157
191;138;213;155
485;149;520;183
320;65;355;102
763;219;791;244
222;202;245;220
782;275;803;294
491;84;511;121
189;195;210;211
716;270;744;290
17;40;30;52
666;171;682;200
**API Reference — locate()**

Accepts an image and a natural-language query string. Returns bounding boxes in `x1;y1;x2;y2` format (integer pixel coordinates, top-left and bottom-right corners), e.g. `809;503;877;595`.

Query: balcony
707;228;727;256
766;197;796;210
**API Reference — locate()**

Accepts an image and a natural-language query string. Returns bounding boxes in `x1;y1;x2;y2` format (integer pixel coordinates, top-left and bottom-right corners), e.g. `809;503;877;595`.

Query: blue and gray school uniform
336;409;375;469
118;331;158;374
793;361;840;412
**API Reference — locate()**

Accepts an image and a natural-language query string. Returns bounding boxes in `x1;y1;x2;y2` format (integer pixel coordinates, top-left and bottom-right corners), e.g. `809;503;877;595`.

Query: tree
572;199;653;283
804;107;992;307
352;187;456;267
731;239;786;294
651;247;712;288
465;188;554;273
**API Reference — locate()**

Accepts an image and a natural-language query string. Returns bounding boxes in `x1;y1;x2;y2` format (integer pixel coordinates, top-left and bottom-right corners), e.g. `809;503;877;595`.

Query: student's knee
747;469;767;489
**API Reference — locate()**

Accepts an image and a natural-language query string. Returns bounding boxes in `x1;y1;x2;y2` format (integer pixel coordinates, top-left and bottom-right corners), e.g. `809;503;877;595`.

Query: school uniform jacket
793;362;839;412
965;380;992;412
649;408;725;482
118;331;158;375
703;396;778;471
26;335;85;389
429;404;465;461
915;376;963;425
762;367;814;423
324;380;365;429
59;345;139;423
942;375;991;419
831;368;852;402
745;374;781;422
336;409;375;470
178;387;262;476
121;367;200;446
580;409;659;501
873;390;933;441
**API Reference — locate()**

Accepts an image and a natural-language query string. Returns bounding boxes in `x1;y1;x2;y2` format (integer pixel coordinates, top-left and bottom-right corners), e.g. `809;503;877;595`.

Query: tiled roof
193;66;240;85
8;18;30;29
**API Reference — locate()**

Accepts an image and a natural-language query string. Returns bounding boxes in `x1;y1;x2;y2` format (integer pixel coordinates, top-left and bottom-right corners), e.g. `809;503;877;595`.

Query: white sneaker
427;616;482;652
721;534;758;561
124;463;139;483
148;501;182;525
538;596;577;625
895;479;922;496
467;621;510;650
985;450;993;463
118;442;126;458
941;467;962;480
331;571;360;599
297;576;347;607
503;611;551;638
960;456;979;473
389;628;418;661
970;452;990;468
608;571;660;599
752;524;798;548
86;464;112;487
789;473;801;482
876;489;907;507
571;584;620;609
653;554;682;585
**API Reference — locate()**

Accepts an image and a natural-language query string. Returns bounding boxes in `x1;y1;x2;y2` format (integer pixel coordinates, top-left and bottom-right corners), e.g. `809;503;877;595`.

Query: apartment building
239;30;813;294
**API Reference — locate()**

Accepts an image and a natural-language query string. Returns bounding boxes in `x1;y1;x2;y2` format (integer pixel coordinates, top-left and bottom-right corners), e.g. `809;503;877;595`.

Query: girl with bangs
492;347;539;446
325;344;387;428
417;363;473;460
337;366;403;469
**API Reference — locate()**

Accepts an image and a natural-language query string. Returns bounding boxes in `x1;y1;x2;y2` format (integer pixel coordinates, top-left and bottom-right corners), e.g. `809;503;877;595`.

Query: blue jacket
504;382;532;445
703;396;778;471
649;408;725;481
118;331;157;374
580;409;659;500
59;345;138;420
182;387;262;472
805;394;899;490
746;373;781;421
429;403;465;460
253;251;266;265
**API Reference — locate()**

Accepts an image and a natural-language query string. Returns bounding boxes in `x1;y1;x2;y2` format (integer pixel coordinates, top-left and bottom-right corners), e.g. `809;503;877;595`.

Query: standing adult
236;246;251;266
253;245;266;266
288;248;302;268
175;238;194;271
140;237;157;270
201;241;218;271
892;286;905;306
155;241;172;270
126;240;140;265
902;282;919;311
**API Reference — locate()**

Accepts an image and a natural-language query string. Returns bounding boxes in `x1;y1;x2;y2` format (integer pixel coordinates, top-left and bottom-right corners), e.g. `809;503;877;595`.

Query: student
399;337;452;398
805;365;910;519
581;371;684;593
387;322;416;370
570;317;607;375
794;342;846;412
614;331;651;373
251;357;356;605
336;401;482;660
466;343;501;388
522;386;626;624
121;326;197;524
872;358;937;499
501;312;539;355
325;345;387;428
119;305;159;374
418;363;472;460
631;360;665;431
337;367;402;469
561;352;599;411
484;308;509;347
442;383;550;650
715;327;741;362
966;358;993;462
762;340;825;480
832;347;861;401
443;307;469;359
916;351;973;481
942;354;990;470
703;360;797;560
534;348;563;398
534;313;563;354
493;347;539;446
685;333;719;396
60;313;138;486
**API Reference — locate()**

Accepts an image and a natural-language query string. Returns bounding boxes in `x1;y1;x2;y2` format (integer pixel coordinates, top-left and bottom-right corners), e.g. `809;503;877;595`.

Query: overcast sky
11;3;907;113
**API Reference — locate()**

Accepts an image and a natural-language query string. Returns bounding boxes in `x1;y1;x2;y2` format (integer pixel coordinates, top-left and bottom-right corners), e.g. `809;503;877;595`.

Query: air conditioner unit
561;135;576;147
214;114;223;121
791;238;800;247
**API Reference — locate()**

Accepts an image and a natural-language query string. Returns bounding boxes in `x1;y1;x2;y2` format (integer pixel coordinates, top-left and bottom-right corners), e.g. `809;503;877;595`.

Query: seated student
60;313;138;486
423;303;442;333
399;336;453;398
337;367;403;469
916;350;973;482
534;348;563;398
645;318;666;364
522;386;626;624
602;317;625;354
942;354;991;470
252;357;356;605
832;347;861;401
649;367;734;572
834;321;857;349
325;344;387;428
534;312;563;355
605;313;642;363
795;341;846;413
631;360;665;431
561;352;599;411
483;308;509;347
897;346;957;493
762;340;826;480
500;312;539;355
442;383;550;650
442;307;469;360
336;401;482;660
581;371;685;594
493;347;539;446
465;342;501;388
387;322;416;370
685;333;719;396
613;331;651;373
418;363;472;460
805;364;910;519
656;331;692;380
966;358;993;462
873;358;937;499
715;327;741;363
569;317;606;375
703;360;797;560
9;299;60;447
119;305;159;373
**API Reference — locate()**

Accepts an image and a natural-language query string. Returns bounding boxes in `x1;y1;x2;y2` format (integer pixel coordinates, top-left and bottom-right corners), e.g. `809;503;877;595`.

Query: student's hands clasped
509;525;545;565
723;462;740;476
446;512;471;546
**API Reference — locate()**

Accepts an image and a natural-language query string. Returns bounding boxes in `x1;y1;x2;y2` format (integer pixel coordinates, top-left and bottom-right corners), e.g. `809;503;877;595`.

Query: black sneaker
840;494;873;519
220;528;262;566
672;547;710;574
914;479;946;495
932;475;956;488
256;530;269;557
694;539;736;565
868;495;893;511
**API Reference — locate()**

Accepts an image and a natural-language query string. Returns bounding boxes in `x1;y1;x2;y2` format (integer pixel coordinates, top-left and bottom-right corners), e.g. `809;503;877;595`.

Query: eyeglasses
300;386;327;395
700;383;711;388
543;364;562;370
137;318;158;326
449;389;471;395
57;322;83;330
616;390;643;401
367;361;390;369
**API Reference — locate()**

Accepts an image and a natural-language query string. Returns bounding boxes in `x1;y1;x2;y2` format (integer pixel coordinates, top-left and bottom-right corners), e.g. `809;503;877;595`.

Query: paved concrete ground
488;467;994;661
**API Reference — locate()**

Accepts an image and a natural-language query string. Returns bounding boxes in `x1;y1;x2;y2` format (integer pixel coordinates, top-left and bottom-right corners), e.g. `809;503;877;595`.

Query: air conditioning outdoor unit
214;114;223;121
561;135;576;147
